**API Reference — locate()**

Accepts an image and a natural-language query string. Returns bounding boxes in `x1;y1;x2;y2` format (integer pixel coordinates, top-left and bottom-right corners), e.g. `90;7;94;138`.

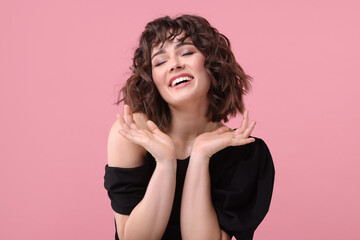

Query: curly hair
115;14;252;132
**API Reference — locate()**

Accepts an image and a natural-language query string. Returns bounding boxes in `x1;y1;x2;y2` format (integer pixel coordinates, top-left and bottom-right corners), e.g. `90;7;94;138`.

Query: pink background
1;0;359;239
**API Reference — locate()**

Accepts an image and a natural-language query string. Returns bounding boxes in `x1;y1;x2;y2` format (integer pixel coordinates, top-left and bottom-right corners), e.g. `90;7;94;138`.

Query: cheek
195;61;208;80
151;71;167;95
193;56;206;72
151;71;161;86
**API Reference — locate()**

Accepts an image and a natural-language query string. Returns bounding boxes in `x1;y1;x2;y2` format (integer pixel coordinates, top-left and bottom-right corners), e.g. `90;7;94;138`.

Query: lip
168;73;194;87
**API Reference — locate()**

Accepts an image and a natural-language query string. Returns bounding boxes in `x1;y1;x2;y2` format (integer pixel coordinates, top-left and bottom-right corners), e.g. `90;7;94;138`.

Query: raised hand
192;110;256;159
117;105;176;163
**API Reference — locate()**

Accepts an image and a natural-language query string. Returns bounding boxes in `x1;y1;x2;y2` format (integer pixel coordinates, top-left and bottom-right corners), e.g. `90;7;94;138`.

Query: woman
104;14;275;240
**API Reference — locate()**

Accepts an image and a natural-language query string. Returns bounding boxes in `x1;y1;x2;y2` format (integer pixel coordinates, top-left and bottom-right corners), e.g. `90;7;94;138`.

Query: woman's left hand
192;110;256;159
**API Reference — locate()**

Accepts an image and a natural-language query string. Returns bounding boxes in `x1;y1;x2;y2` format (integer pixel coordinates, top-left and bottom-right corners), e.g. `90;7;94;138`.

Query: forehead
151;32;191;54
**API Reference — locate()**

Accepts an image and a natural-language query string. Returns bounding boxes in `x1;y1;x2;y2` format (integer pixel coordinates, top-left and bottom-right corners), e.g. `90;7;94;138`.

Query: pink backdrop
1;0;359;239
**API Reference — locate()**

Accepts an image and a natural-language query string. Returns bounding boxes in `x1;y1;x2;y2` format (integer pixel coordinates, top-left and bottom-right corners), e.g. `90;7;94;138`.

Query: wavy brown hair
115;14;252;132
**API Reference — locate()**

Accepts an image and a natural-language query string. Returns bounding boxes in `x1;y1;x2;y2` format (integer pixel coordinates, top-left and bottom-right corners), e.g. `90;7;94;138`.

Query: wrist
153;151;176;164
190;150;211;163
191;145;212;158
156;159;177;169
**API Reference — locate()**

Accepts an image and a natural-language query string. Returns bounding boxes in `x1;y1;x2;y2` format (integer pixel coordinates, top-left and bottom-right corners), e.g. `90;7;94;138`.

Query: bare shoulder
107;112;149;168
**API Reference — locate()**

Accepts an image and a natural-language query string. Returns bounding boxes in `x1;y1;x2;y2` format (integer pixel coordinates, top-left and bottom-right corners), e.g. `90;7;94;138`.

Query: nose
169;56;184;72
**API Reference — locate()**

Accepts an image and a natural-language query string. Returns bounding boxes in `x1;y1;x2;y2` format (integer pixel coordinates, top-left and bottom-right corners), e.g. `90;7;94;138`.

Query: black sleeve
210;138;275;240
103;153;156;215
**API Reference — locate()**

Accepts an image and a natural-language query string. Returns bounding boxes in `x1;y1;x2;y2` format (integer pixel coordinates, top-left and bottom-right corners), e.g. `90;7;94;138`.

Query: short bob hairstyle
116;14;252;132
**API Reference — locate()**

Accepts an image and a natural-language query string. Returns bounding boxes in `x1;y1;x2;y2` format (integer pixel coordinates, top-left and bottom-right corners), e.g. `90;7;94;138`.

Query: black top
104;137;275;240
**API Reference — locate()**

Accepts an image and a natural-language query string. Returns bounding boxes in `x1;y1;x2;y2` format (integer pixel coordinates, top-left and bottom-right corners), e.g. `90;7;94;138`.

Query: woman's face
151;36;210;107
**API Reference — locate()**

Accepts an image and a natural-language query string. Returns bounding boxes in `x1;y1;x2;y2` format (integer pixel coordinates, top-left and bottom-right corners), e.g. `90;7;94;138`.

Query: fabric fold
210;138;275;240
104;153;156;214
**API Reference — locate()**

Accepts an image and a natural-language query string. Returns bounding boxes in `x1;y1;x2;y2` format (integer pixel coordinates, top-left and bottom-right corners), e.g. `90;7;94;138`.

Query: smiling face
151;36;211;107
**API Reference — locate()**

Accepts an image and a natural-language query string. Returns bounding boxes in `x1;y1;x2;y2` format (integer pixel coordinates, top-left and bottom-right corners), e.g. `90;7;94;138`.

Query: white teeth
171;76;193;87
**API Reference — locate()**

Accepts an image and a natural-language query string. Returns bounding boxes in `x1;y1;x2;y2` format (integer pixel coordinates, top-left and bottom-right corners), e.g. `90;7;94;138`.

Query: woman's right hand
117;104;176;163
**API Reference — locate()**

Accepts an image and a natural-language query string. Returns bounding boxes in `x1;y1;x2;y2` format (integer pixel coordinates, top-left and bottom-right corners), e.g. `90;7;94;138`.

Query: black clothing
104;137;275;240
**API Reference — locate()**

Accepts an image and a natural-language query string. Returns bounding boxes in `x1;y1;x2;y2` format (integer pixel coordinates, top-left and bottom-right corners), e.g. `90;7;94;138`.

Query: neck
167;100;223;158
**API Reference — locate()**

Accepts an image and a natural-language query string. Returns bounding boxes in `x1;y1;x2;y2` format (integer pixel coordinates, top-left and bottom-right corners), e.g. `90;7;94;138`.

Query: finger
237;120;256;138
118;128;144;145
123;105;140;130
242;137;255;144
244;120;256;138
123;104;135;124
118;128;135;140
146;120;162;134
117;113;131;132
235;110;249;134
123;105;133;123
231;137;255;146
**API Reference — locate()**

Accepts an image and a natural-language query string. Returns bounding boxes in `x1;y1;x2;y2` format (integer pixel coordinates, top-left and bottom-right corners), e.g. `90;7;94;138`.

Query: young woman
104;14;275;240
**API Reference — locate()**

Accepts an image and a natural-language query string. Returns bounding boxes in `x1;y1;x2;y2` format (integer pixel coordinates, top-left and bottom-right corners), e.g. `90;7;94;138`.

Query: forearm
180;154;222;240
123;161;177;240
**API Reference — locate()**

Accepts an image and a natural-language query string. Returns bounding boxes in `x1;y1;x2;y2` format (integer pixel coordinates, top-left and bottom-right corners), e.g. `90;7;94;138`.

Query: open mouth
170;76;194;87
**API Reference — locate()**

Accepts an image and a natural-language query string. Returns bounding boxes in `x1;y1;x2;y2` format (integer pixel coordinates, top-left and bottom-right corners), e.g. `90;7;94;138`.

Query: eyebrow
151;42;194;60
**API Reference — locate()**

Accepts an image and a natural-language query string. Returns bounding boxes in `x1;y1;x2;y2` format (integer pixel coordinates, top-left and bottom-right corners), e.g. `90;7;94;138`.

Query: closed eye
182;52;194;56
154;61;166;67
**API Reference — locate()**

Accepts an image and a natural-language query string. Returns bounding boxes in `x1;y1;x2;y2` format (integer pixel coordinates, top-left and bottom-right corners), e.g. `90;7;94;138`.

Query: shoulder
251;137;272;162
251;137;270;153
232;136;270;157
107;112;149;168
237;136;272;163
209;136;274;188
251;137;274;173
211;136;272;171
226;136;274;176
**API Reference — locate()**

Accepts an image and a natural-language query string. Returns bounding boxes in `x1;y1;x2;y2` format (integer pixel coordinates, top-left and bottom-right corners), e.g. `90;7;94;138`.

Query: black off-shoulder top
104;137;275;240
